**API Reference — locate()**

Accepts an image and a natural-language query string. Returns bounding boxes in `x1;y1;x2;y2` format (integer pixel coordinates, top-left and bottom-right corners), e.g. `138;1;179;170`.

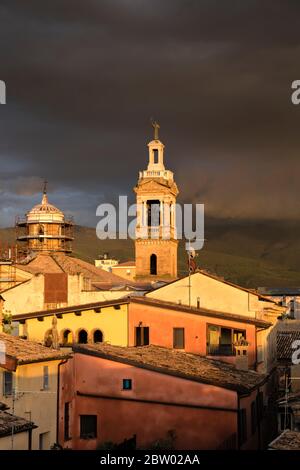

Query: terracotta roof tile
269;430;300;450
74;344;267;394
0;410;36;437
0;333;70;364
16;253;129;285
277;330;300;361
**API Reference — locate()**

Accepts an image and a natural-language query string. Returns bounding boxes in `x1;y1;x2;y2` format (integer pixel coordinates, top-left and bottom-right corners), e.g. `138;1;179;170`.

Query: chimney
234;338;250;371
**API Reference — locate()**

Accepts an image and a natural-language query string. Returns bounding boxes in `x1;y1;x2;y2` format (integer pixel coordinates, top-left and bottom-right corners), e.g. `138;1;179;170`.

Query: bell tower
134;122;179;279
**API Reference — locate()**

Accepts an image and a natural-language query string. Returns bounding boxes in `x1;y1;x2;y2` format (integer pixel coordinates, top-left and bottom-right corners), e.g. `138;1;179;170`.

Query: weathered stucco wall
59;354;238;450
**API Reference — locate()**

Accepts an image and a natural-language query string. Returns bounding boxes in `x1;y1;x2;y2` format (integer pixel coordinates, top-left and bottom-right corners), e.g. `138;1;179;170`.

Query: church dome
26;192;65;223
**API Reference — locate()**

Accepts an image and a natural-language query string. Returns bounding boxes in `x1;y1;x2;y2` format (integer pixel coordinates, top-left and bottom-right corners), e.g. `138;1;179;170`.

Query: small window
78;329;88;344
238;408;247;446
123;379;132;390
173;328;185;349
64;402;71;441
150;254;157;275
43;366;49;390
153;149;159;163
80;415;97;439
3;371;13;396
93;330;103;343
135;327;149;346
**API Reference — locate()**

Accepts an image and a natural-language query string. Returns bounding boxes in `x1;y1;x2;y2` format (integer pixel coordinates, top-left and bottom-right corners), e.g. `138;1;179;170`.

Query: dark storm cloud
0;0;300;226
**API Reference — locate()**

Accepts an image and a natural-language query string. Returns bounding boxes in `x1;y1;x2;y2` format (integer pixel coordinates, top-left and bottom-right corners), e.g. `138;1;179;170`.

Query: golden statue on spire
151;118;160;140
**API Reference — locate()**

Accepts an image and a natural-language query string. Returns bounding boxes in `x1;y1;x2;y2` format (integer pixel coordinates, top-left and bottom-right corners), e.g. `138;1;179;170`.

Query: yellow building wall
0;359;62;450
147;272;263;317
0;431;30;450
21;304;129;346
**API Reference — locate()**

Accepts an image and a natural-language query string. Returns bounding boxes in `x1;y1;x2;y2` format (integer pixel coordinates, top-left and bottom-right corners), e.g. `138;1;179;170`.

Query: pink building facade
58;345;271;450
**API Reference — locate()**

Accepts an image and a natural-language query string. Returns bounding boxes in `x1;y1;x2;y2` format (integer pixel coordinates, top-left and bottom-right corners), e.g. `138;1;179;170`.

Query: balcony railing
135;226;176;240
139;169;174;181
207;344;235;356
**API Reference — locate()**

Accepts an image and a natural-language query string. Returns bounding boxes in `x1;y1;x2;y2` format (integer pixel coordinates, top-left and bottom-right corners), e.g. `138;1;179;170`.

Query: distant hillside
1;218;300;288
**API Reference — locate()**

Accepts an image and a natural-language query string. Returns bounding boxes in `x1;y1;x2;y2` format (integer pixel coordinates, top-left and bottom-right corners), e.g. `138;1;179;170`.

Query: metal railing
207;344;235;356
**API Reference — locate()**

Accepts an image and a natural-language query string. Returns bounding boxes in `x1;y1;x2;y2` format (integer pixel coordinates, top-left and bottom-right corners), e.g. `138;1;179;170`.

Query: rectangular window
123;379;132;390
251;401;257;435
43;366;49;390
135;326;149;346
64;402;71;441
153;149;159;163
80;415;97;439
3;371;13;396
173;328;185;349
207;325;246;356
238;408;247;446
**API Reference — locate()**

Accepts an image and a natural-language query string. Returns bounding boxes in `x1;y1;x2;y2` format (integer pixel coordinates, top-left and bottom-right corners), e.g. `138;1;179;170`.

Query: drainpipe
57;359;68;446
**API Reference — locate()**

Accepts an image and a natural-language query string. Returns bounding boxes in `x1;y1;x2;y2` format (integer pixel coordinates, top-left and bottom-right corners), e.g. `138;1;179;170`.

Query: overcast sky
0;0;300;227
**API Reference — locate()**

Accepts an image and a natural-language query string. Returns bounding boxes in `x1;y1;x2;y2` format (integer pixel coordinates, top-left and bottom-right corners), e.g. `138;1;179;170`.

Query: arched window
78;329;88;344
62;329;73;345
93;330;103;343
150;254;157;275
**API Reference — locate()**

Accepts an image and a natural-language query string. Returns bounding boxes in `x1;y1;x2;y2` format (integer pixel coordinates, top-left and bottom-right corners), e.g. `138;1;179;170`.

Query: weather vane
150;118;160;140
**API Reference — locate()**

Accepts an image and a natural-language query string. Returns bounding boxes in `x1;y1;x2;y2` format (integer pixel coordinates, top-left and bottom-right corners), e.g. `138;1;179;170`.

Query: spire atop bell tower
147;119;165;172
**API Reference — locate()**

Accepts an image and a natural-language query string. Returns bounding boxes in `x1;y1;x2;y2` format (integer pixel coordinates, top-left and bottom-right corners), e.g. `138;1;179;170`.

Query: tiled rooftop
74;343;267;394
16;253;127;285
277;330;300;361
269;430;300;450
0;333;70;365
0;410;36;437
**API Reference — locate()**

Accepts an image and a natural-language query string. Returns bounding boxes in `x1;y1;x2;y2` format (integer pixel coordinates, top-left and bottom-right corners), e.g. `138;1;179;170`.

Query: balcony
139;169;174;181
135;226;176;240
207;344;235;356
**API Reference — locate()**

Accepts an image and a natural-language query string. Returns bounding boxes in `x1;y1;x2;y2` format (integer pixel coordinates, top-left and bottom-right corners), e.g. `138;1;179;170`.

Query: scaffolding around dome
15;189;74;255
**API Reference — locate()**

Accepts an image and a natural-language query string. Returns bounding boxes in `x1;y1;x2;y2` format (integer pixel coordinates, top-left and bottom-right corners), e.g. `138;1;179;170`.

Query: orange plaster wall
128;303;257;367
